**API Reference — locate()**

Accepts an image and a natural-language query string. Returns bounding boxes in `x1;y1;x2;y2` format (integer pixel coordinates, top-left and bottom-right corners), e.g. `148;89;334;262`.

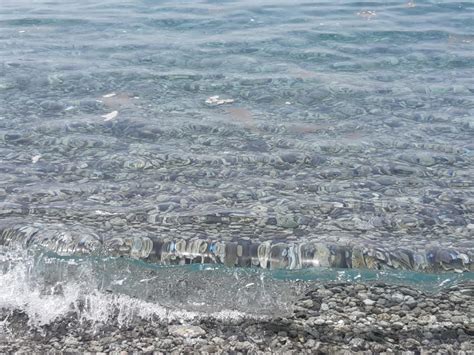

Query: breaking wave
1;246;472;330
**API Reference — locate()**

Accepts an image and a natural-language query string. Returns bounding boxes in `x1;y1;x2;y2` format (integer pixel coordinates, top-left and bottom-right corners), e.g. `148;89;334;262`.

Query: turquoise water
1;247;472;319
0;0;473;305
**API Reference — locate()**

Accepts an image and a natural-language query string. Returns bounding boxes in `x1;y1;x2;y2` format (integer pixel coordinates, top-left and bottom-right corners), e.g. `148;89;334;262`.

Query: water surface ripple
0;0;473;272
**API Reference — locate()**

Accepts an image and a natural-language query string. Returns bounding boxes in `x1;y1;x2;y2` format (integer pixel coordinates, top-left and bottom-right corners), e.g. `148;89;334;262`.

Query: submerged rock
169;325;206;338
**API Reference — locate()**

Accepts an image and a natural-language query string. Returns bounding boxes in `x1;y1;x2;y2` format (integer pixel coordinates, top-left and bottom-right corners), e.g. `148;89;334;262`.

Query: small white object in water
438;278;451;287
244;283;255;288
101;110;118;121
139;276;159;283
285;101;292;105
65;106;75;111
95;210;115;216
205;95;234;106
102;92;117;98
112;278;126;286
31;155;41;164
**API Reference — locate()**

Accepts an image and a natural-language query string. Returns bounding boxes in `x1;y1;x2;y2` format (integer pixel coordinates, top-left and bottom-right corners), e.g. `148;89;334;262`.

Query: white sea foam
0;254;79;326
1;248;462;331
0;250;269;329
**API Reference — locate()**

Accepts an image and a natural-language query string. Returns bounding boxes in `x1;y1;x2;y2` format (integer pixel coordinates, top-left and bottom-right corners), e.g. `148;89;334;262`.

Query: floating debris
102;92;117;98
101;110;118;121
31;155;41;164
205;95;235;106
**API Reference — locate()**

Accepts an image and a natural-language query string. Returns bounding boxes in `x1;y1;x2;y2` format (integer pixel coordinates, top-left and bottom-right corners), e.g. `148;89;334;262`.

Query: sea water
0;0;473;323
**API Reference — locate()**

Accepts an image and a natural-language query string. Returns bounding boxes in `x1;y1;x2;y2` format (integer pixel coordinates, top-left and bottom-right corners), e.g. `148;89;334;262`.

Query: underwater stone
276;214;299;228
169;325;205;338
40;100;65;113
79;99;104;113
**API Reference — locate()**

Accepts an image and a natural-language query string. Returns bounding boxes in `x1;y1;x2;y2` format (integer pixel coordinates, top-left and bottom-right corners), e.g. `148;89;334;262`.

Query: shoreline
1;281;472;354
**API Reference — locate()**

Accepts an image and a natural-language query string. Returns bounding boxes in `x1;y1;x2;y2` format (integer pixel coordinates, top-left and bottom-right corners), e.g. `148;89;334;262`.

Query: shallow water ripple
0;0;473;272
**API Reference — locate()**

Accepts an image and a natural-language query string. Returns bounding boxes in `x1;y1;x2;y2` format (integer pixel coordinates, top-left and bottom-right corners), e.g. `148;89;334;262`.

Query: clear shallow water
0;0;473;318
0;247;472;328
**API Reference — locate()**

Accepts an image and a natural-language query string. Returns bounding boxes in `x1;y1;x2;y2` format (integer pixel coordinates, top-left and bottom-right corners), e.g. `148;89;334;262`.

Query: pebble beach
1;281;473;354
